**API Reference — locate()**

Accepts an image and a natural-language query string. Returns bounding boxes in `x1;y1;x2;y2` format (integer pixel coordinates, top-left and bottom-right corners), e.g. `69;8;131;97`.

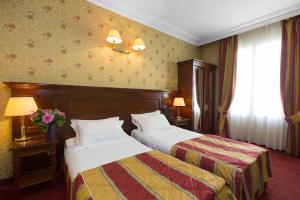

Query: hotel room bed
131;126;272;200
64;136;235;200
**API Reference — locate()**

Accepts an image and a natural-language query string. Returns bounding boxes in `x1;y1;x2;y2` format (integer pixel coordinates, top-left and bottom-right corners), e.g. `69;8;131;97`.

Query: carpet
259;150;300;200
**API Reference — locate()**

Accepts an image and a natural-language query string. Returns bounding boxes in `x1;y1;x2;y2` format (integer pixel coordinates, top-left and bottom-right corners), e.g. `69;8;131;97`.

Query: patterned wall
199;41;219;66
0;0;200;179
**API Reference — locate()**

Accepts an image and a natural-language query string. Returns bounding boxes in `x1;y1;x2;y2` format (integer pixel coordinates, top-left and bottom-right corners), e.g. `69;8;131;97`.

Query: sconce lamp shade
173;97;185;107
132;38;146;50
4;97;38;116
106;30;122;44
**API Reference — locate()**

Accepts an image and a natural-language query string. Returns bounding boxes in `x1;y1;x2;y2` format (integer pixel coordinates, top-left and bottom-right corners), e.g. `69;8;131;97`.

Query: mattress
131;125;202;154
64;137;151;181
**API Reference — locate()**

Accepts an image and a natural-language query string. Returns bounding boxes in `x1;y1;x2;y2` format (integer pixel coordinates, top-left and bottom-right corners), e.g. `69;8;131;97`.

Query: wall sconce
106;29;146;54
132;38;146;51
106;29;122;44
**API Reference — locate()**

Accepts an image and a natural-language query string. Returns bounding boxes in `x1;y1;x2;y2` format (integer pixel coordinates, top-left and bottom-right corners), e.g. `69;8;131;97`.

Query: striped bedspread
72;150;235;200
170;134;272;200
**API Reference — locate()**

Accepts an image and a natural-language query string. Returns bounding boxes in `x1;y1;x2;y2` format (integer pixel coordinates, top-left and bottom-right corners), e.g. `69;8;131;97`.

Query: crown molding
88;0;300;47
87;0;200;46
197;3;300;46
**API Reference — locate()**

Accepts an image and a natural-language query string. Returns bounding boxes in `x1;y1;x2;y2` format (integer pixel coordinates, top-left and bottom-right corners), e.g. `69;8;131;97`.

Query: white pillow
138;114;171;133
70;117;119;140
79;120;128;146
70;117;128;146
131;110;160;131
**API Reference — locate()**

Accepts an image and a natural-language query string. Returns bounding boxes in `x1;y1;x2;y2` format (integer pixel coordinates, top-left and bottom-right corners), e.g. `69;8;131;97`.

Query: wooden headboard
5;82;175;169
5;82;175;141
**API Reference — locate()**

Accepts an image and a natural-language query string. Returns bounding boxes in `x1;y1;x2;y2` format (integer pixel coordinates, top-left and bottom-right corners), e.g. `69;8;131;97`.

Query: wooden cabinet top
177;59;217;69
9;137;58;151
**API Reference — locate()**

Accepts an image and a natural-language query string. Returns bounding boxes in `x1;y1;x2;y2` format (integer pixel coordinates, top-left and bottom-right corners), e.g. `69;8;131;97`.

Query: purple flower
42;113;54;124
58;111;65;117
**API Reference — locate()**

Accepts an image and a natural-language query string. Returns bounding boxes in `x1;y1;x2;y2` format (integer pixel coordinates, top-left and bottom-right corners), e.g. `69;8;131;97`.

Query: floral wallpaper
0;85;12;180
0;0;200;179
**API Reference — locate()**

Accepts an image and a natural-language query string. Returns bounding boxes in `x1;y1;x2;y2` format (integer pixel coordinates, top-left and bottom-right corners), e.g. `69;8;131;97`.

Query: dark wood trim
5;82;172;93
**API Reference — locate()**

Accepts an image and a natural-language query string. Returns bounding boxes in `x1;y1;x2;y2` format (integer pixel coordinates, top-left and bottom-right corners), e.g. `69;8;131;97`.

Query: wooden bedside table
9;137;58;189
168;117;190;129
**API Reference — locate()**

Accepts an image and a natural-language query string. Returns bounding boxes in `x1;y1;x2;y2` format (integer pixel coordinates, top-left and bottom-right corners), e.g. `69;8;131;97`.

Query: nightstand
168;117;190;129
9;137;58;189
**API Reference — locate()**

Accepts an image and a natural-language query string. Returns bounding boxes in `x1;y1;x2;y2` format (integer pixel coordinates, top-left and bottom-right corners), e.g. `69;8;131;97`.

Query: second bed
132;123;272;200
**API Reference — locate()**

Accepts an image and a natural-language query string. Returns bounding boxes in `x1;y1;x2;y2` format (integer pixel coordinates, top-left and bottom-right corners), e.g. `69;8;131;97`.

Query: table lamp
4;97;38;142
173;97;185;119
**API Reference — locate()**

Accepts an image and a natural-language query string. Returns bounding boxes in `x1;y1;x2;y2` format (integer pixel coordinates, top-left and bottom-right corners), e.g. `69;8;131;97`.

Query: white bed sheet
131;126;202;154
64;137;151;181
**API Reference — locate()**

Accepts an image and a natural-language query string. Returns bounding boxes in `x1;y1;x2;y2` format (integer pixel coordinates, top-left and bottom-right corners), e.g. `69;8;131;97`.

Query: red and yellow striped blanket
72;150;235;200
170;134;272;200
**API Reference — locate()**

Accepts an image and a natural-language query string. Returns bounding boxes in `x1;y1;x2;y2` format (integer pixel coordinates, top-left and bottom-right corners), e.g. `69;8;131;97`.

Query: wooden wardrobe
177;59;217;133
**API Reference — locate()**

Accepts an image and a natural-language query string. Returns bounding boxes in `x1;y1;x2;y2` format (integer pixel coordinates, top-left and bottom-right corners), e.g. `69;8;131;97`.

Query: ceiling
88;0;300;46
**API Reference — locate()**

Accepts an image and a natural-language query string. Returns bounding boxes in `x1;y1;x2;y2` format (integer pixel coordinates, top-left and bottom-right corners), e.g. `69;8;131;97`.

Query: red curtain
280;15;300;156
216;36;238;137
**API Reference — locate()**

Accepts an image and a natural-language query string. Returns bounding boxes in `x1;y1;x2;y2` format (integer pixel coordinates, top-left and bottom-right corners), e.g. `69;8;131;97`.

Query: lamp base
175;116;182;119
175;107;182;119
15;116;31;142
14;136;31;142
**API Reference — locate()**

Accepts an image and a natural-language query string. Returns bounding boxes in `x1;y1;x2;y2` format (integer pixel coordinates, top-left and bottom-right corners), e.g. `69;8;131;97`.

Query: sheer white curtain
193;68;201;131
228;22;287;150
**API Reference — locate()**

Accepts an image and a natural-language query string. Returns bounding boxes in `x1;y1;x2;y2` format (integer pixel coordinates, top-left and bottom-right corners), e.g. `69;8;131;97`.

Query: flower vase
47;125;56;141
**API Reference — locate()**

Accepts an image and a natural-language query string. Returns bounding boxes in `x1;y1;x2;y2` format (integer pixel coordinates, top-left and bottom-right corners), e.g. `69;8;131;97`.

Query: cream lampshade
173;97;185;107
173;97;185;119
132;38;146;50
4;97;38;142
106;29;122;44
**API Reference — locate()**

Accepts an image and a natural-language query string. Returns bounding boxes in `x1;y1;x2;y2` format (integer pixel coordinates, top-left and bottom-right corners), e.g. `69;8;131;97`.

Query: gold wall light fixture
106;29;146;54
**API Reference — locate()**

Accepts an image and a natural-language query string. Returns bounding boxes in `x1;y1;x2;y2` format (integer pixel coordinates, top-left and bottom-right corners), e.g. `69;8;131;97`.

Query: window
228;22;287;150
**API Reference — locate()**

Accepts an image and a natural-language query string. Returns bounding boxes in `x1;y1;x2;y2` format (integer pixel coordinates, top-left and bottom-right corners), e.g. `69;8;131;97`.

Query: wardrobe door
194;68;204;131
202;68;216;133
195;67;216;133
